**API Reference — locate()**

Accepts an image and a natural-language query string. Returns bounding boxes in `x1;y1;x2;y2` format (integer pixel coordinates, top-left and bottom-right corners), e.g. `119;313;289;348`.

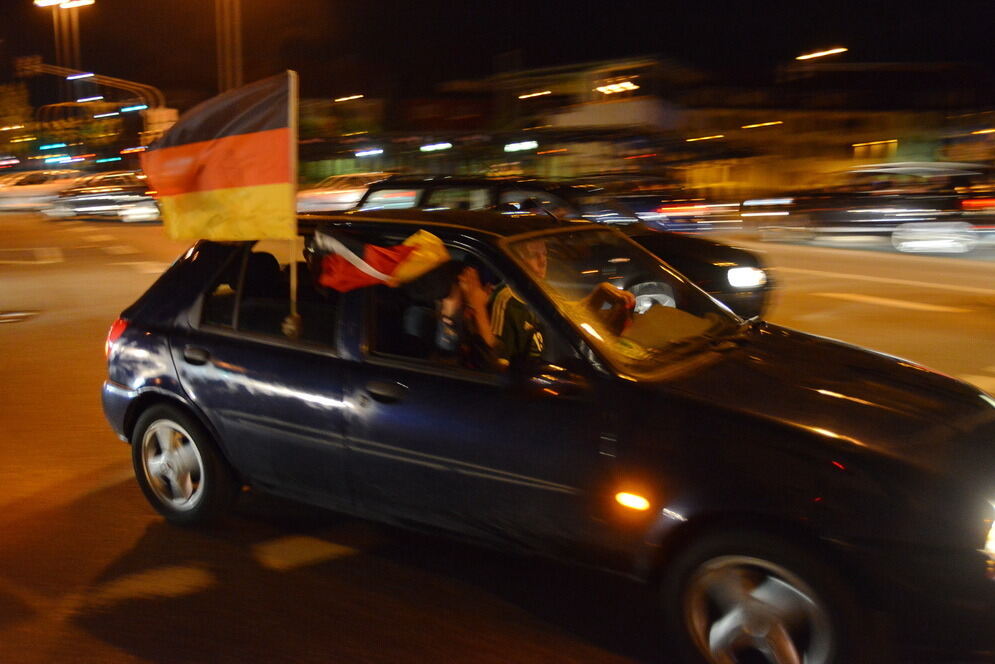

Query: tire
660;530;891;664
131;404;237;526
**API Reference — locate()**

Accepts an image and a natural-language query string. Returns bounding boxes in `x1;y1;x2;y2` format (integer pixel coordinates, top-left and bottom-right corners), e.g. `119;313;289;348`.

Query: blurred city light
741;121;783;129
504;140;538;152
0;158;20;167
595;81;639;94
39;142;68;150
851;139;898;147
10;136;37;143
796;47;848;60
59;0;95;7
419;142;452;152
66;72;94;80
0;125;25;131
355;148;383;157
685;134;724;142
518;90;551;99
971;128;995;135
76;95;104;103
95;157;122;163
120;104;148;112
93;111;119;118
334;95;364;103
120;146;147;154
33;0;64;6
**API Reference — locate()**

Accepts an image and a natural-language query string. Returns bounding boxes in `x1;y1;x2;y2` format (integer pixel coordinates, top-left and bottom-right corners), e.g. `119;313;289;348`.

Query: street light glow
66;72;94;80
518;90;551;99
34;0;64;6
420;142;453;152
120;104;148;112
741;121;783;129
796;47;848;61
686;134;724;142
76;95;104;103
334;95;364;103
93;111;119;118
59;0;95;8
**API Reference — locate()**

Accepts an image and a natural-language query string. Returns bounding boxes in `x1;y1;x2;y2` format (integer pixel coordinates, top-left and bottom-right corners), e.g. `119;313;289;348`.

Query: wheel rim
684;555;834;664
140;419;206;511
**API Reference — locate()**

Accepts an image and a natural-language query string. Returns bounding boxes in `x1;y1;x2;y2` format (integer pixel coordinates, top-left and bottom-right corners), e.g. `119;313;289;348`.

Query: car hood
661;323;995;475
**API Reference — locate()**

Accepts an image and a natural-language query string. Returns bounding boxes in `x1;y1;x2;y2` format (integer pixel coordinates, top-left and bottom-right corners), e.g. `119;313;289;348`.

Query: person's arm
458;267;498;349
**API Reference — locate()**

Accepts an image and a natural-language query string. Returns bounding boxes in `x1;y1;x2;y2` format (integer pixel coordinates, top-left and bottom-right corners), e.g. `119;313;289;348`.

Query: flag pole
283;70;301;339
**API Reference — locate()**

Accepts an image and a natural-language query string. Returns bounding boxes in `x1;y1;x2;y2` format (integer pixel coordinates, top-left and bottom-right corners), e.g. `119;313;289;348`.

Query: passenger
486;239;547;365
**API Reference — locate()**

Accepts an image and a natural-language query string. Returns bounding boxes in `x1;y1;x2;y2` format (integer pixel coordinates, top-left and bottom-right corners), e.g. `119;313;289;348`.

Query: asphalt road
1;213;992;663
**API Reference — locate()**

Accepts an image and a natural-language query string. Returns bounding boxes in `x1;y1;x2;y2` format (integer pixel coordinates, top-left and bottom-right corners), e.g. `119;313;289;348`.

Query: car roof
305;208;591;239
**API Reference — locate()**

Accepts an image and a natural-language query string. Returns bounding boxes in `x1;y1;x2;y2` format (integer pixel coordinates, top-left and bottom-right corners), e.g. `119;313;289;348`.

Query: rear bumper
102;380;135;442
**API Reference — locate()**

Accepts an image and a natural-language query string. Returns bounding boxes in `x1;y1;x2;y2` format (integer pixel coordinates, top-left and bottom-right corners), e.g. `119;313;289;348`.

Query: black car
571;173;743;233
745;162;994;253
43;170;160;222
354;175;771;318
103;210;994;663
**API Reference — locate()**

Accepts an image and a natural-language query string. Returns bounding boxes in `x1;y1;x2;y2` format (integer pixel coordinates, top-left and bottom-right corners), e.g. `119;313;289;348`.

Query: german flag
141;72;297;240
314;228;450;292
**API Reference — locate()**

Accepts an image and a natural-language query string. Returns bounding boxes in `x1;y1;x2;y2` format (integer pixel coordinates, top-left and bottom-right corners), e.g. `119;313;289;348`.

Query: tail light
655;203;710;215
105;317;129;359
961;198;995;211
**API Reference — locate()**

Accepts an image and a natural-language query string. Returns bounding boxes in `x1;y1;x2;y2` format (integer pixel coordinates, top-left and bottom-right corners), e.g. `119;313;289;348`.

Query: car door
342;232;616;554
171;241;353;509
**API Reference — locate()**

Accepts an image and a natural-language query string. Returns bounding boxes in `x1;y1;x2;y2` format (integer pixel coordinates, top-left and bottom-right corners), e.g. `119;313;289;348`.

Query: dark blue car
103;209;994;663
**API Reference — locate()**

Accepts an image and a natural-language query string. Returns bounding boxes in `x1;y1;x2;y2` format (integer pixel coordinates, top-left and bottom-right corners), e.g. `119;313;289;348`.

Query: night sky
1;0;994;108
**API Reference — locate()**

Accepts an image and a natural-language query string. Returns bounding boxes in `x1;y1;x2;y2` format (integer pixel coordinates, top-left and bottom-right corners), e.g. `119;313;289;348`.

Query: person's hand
458;267;490;312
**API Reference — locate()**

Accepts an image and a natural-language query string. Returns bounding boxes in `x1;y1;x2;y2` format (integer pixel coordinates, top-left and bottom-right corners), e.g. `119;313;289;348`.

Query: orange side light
615;492;651;511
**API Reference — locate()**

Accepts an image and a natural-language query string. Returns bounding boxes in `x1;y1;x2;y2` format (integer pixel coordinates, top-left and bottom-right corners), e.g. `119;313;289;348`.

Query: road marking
777;267;995;296
85;565;216;608
813;292;970;313
111;261;169;274
82;233;115;243
960;374;995;394
252;535;359;571
102;244;138;255
0;247;63;264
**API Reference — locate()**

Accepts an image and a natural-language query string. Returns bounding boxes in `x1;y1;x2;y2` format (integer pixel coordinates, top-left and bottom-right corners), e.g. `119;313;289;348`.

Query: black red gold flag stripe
141;71;297;240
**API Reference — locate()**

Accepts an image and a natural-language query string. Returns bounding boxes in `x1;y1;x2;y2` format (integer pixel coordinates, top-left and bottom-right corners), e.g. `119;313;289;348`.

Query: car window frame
192;242;345;358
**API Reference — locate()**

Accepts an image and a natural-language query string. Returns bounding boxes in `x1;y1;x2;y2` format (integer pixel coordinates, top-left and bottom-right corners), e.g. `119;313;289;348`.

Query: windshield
506;227;741;377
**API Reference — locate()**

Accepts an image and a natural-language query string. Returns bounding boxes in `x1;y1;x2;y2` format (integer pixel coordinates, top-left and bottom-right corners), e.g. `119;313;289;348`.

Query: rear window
360;188;423;210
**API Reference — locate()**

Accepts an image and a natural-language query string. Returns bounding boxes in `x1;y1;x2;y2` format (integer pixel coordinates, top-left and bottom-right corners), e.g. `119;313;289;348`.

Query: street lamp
34;0;95;70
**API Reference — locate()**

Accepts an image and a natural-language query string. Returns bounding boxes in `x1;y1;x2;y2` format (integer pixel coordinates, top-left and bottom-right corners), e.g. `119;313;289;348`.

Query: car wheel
131;404;237;525
661;530;886;664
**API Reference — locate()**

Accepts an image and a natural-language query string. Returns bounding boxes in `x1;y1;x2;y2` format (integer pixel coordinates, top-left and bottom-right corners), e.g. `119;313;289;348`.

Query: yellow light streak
686;134;724;142
796;47;848;60
741;121;783;129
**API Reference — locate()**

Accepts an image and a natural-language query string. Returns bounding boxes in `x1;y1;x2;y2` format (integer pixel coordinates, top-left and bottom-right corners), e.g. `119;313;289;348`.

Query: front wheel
131;404;237;525
661;530;889;664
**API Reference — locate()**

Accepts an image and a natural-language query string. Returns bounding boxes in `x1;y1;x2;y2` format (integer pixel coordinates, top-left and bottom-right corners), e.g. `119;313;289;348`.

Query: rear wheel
131;404;237;525
661;530;889;664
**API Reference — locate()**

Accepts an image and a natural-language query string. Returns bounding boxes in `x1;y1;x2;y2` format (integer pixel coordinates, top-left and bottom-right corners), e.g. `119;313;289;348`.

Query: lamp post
215;0;243;91
34;0;94;71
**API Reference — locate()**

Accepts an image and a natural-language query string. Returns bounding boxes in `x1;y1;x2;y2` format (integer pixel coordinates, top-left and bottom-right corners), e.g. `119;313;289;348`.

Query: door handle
366;380;407;403
182;346;211;365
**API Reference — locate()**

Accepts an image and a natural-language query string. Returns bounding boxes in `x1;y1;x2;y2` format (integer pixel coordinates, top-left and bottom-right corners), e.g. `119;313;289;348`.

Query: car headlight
727;266;767;289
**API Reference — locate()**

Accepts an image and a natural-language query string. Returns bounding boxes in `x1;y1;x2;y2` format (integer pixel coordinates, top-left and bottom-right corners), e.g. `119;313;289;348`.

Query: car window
359;188;423;210
423;187;491;211
499;189;579;217
17;173;49;185
201;244;340;348
362;232;574;373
